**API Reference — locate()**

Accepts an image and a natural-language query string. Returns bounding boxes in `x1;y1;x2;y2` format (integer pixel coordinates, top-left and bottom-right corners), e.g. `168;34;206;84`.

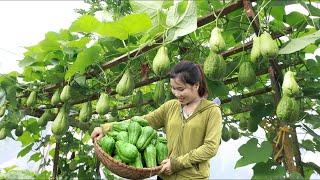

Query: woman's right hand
91;127;104;141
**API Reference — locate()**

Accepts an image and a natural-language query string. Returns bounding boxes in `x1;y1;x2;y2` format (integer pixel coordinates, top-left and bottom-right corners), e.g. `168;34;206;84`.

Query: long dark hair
170;60;208;97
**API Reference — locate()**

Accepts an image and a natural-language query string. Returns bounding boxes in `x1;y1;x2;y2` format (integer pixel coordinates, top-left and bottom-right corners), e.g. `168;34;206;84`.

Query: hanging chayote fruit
132;90;143;106
79;101;92;122
0;105;6;117
203;52;226;81
209;27;226;54
152;46;170;77
282;70;299;97
238;62;256;87
260;32;279;59
38;109;55;127
26;91;37;107
51;89;61;106
250;36;261;63
96;93;110;115
116;69;135;96
51;105;69;135
0;128;6;140
153;80;166;105
230;95;242;113
276;95;300;124
221;126;230;142
60;85;72;103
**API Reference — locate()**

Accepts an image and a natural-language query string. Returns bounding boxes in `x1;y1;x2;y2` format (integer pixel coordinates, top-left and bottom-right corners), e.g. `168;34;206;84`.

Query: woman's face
170;77;200;105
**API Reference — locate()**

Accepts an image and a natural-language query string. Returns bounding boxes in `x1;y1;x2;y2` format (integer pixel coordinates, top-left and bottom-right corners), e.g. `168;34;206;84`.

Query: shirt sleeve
170;106;222;172
143;100;174;130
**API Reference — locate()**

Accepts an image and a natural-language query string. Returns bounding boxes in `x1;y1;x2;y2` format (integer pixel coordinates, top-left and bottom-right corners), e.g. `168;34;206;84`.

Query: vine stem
52;141;60;180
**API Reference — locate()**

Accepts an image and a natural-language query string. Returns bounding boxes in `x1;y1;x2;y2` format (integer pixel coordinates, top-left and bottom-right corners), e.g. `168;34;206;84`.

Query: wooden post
52;141;60;180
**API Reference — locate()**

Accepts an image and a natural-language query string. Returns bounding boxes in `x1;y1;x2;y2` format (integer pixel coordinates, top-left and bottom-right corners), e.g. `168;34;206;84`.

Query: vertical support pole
243;0;261;35
53;141;60;180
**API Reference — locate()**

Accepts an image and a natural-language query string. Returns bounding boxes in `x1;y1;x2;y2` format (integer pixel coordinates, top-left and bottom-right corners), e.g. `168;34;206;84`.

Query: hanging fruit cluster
276;70;300;124
204;27;227;81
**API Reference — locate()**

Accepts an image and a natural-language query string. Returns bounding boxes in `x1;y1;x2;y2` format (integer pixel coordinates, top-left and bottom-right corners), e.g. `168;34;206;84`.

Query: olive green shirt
144;99;222;180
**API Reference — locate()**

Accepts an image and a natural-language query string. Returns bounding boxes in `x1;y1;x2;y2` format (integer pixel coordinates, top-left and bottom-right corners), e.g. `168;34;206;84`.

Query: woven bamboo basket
93;138;163;180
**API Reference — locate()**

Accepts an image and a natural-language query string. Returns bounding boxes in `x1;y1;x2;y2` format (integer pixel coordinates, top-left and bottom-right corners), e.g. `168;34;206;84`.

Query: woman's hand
158;158;173;175
91;127;104;141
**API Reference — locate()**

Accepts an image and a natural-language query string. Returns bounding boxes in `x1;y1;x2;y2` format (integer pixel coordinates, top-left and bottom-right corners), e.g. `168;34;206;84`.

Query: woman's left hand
158;159;173;175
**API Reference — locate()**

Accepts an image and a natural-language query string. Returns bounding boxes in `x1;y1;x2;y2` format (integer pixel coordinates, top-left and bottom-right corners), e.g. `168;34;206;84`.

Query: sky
0;1;319;179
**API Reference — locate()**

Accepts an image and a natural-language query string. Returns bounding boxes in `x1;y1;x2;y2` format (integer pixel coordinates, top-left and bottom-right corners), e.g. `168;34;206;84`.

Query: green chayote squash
115;140;139;163
116;70;135;96
238;62;256;87
26;91;37;107
152;46;170;77
276;95;300;124
15;125;23;137
221;126;230;142
230;95;242;113
132;90;143;106
96;93;110;115
203;52;226;81
51;89;61;105
38;109;55;127
0;128;6;140
51;105;69;135
79;101;92;122
230;126;240;140
153;80;165;105
250;36;261;63
260;32;279;59
209;27;226;54
282;70;299;97
0;105;6;117
247;118;258;132
60;85;72;102
239;118;248;131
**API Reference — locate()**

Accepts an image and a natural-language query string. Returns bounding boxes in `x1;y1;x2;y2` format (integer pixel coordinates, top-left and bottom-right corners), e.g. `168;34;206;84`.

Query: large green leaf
279;30;320;54
17;143;34;158
250;103;274;124
301;139;315;152
252;160;285;179
302;124;320;142
19;56;35;68
28;152;42;162
270;6;285;21
38;39;61;51
96;13;152;40
118;13;153;35
206;80;229;99
304;114;320;129
65;45;102;80
284;11;311;30
305;58;320;77
44;30;73;41
17;131;33;146
69;14;101;33
301;2;320;17
66;37;91;48
235;138;272;168
130;1;168;37
166;0;197;41
0;76;17;108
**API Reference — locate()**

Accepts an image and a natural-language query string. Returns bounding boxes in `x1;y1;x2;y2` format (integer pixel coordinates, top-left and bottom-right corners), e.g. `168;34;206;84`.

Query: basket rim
93;137;163;172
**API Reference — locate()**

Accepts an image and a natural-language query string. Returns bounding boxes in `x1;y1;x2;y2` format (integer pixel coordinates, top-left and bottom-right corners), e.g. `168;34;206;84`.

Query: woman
91;60;222;179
